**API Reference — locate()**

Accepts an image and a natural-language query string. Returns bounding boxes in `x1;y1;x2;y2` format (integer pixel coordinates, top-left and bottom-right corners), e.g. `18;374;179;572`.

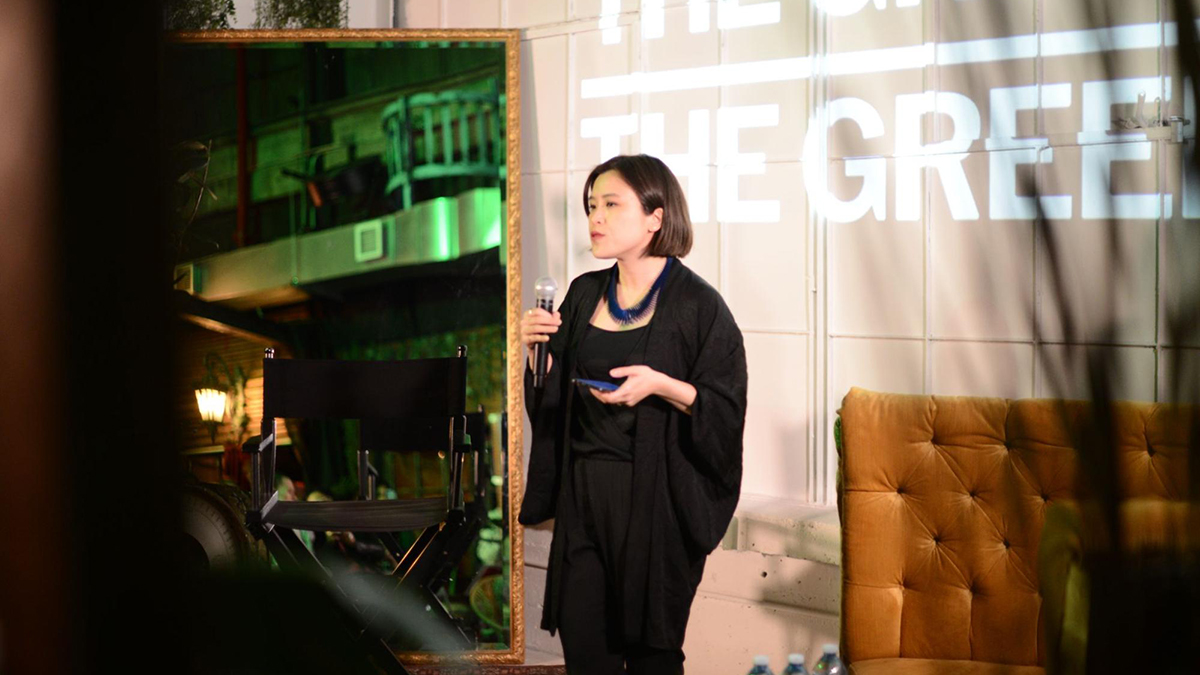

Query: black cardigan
519;259;748;649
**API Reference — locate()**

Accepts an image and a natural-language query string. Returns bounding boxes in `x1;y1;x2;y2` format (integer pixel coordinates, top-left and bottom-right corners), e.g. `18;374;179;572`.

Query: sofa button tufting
896;486;906;495
1003;539;1011;549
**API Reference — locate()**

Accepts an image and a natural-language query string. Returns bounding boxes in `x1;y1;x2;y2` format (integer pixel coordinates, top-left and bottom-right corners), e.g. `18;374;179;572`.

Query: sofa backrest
836;387;1191;667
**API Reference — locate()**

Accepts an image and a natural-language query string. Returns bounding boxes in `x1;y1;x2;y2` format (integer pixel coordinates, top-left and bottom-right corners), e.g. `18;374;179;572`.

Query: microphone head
534;276;558;301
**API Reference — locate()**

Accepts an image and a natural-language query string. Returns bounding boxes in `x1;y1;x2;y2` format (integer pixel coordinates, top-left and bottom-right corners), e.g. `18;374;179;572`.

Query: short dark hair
583;154;693;258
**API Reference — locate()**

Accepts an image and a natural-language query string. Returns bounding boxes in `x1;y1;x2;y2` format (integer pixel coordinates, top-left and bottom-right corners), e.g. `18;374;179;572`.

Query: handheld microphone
533;276;558;389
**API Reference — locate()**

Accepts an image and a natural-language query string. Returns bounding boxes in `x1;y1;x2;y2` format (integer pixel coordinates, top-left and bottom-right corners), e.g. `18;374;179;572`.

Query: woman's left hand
590;365;664;407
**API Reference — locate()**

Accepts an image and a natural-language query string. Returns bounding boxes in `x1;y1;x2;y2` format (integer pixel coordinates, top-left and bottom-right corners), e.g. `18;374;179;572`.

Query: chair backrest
359;410;487;454
262;356;467;421
836;387;1191;668
361;417;461;454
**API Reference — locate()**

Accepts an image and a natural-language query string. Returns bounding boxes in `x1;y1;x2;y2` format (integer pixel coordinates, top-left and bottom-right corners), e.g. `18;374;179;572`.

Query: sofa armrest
1039;499;1200;675
1038;501;1088;675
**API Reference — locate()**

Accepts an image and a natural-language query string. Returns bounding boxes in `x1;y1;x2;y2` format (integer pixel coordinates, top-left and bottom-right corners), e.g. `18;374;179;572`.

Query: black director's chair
243;346;479;670
355;411;491;651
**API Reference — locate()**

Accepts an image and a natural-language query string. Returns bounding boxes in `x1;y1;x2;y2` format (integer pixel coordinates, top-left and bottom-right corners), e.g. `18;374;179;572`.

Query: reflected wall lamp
194;352;234;444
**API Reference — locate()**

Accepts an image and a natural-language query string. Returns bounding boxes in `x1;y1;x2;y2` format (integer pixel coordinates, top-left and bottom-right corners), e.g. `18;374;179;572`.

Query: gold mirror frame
167;28;525;666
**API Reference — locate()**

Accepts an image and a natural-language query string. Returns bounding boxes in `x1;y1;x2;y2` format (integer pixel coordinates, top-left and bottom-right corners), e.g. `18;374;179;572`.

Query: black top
521;260;748;650
569;324;649;461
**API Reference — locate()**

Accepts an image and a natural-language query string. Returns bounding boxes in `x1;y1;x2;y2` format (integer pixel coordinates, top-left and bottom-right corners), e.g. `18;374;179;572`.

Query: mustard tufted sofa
835;387;1191;675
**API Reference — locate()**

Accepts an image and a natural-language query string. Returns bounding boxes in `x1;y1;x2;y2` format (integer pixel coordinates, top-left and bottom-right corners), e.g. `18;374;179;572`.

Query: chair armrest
242;435;273;454
242;432;276;510
455;430;473;453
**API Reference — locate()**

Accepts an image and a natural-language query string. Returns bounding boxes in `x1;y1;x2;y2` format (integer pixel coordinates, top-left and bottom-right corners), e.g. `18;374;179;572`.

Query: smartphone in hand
573;377;619;392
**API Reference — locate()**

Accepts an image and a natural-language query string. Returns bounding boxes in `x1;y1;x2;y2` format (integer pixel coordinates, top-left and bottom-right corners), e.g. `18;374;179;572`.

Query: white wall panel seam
717;0;727;299
828;334;1163;348
565;30;576;281
742;328;814;336
1155;133;1164;400
813;0;831;506
1032;158;1043;396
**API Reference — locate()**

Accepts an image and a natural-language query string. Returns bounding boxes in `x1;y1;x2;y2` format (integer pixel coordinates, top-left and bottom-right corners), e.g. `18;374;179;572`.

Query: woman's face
586;170;662;260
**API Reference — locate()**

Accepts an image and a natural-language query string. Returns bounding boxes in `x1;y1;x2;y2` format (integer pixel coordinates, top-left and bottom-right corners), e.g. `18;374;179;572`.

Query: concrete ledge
524;495;842;568
683;590;839;673
523;521;554;569
524;647;565;666
724;495;841;566
699;548;839;616
522;565;563;659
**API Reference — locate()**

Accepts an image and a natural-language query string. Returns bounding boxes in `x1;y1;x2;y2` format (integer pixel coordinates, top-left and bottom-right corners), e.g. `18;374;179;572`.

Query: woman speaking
518;154;748;674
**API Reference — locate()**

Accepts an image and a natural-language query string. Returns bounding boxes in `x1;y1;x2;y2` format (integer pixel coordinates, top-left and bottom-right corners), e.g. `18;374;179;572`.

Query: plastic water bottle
747;655;774;675
812;644;845;675
782;653;809;675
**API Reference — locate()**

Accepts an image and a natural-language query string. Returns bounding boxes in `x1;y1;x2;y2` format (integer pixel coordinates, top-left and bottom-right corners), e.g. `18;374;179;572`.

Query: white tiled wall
393;0;441;28
443;0;502;27
1036;217;1159;345
930;340;1035;399
347;0;392;27
518;170;568;311
507;0;567;28
743;332;809;498
519;36;568;174
320;0;1200;668
723;162;808;332
1036;343;1157;402
930;217;1034;341
828;213;925;337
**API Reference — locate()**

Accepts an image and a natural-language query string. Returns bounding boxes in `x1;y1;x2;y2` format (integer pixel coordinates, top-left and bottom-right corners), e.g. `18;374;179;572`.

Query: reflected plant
1010;1;1200;672
225;363;251;447
253;0;348;29
168;139;221;281
163;0;236;30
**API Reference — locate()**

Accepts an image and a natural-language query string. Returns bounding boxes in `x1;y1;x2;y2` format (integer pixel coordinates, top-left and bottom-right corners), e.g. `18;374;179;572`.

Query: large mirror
165;29;524;665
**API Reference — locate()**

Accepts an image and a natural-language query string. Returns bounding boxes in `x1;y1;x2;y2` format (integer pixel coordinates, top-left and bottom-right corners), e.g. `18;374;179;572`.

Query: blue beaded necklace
606;257;674;325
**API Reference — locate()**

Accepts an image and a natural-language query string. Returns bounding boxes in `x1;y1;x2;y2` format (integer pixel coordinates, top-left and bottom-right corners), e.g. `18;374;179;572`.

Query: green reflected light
483;212;503;249
431;198;454;261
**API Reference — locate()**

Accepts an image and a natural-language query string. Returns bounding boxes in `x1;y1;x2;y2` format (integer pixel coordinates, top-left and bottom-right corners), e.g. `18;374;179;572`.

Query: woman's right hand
521;307;562;370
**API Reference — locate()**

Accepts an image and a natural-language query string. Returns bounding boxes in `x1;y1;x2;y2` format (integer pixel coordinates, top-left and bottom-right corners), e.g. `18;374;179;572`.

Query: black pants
558;457;685;675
